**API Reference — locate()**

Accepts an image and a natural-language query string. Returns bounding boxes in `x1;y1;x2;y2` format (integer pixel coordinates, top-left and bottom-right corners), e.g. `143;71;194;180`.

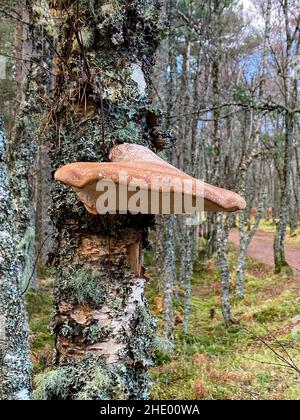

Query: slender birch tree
0;116;32;400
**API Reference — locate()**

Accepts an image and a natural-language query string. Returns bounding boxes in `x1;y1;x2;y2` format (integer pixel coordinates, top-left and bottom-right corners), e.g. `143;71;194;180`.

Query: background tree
153;0;300;325
0;116;32;400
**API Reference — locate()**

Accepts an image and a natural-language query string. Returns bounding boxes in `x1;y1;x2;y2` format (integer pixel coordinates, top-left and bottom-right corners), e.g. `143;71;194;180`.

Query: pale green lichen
34;358;112;400
127;305;156;368
82;324;113;344
59;323;74;338
74;366;111;400
112;120;142;143
153;335;174;365
56;268;108;307
34;368;71;400
0;117;32;400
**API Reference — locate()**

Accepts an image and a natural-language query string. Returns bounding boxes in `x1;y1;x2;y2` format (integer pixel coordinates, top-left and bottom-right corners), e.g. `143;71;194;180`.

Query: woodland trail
229;230;300;279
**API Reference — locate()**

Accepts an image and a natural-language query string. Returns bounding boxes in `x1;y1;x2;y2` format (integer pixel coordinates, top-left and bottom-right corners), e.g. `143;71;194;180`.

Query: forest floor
27;235;300;400
146;243;300;400
229;229;300;278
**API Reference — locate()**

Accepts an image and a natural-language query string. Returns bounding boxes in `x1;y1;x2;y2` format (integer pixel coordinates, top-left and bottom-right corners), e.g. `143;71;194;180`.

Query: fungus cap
55;143;246;215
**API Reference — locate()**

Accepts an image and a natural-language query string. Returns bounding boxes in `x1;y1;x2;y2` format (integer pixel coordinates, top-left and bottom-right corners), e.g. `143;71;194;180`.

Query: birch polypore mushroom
52;144;245;394
55;143;246;215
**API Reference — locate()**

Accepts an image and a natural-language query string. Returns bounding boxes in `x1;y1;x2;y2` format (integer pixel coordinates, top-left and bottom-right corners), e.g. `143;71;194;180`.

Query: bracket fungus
52;144;246;370
55;143;246;216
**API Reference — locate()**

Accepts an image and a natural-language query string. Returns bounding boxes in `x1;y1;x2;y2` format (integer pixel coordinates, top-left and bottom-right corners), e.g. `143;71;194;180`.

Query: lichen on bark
34;0;164;400
8;0;53;291
0;116;32;400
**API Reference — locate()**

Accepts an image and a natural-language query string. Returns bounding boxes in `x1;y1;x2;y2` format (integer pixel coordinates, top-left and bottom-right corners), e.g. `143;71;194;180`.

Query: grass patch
27;247;300;399
26;287;54;372
146;249;300;400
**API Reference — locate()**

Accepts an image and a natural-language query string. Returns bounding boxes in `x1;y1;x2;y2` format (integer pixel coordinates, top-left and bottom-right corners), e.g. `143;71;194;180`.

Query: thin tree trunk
163;215;176;339
216;213;235;325
273;0;295;273
183;225;194;334
236;0;270;297
9;1;50;289
155;215;165;287
0;117;32;400
236;195;263;299
159;0;177;339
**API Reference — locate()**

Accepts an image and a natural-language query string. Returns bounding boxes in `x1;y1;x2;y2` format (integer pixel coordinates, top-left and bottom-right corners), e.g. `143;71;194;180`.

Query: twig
44;34;73;76
20;236;49;296
242;356;298;371
242;327;300;375
166;102;300;120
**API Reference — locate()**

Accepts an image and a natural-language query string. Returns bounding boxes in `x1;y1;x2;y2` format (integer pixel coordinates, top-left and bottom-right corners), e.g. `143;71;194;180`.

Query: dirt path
229;230;300;278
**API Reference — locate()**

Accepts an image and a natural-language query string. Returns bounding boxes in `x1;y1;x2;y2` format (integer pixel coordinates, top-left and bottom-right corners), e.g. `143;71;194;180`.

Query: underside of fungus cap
55;143;246;215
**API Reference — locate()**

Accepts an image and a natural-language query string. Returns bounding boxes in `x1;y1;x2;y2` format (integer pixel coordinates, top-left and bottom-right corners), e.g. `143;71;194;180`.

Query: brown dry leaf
174;310;183;325
154;296;163;313
193;353;210;370
173;285;186;297
192;379;208;399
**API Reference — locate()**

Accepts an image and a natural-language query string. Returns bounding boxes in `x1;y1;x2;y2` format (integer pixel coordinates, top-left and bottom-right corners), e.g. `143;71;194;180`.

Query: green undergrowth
145;247;300;400
26;276;54;373
27;249;300;399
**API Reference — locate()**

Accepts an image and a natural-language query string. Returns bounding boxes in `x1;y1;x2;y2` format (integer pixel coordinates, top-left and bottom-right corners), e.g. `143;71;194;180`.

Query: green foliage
36;265;54;279
254;298;300;323
147;250;300;400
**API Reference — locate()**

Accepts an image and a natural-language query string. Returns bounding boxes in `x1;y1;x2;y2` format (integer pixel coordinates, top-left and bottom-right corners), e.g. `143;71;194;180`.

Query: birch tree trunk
183;224;194;334
8;0;51;290
236;196;263;299
236;0;270;297
163;215;176;339
273;0;298;273
34;0;163;400
0;117;32;400
216;213;235;325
